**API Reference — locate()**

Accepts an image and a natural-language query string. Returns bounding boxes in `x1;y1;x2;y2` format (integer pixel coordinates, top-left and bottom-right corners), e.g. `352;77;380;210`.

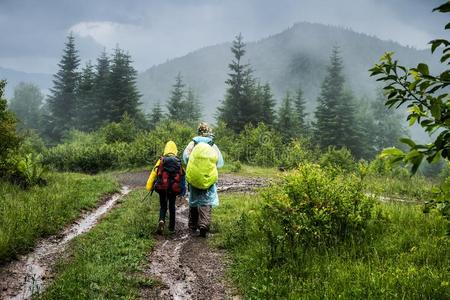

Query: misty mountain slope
0;67;52;99
137;22;438;119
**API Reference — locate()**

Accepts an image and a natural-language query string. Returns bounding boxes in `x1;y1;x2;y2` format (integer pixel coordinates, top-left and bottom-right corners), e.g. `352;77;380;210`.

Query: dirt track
0;187;131;300
0;171;266;299
119;171;267;299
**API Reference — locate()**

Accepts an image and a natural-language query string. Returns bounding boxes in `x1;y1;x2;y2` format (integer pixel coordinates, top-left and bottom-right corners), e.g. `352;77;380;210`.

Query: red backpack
154;155;184;195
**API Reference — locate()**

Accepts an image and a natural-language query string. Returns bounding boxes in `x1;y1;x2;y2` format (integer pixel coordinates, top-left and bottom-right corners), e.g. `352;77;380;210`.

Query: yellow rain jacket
145;141;178;191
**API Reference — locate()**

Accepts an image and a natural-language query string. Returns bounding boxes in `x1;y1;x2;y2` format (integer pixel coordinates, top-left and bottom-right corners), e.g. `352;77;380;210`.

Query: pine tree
92;50;111;128
370;89;406;151
257;83;276;126
314;47;363;157
336;90;362;156
217;33;259;132
107;47;141;122
166;73;186;121
314;47;346;149
277;92;298;142
149;101;164;129
184;87;202;124
46;33;80;141
75;62;96;131
294;86;308;135
9;82;43;130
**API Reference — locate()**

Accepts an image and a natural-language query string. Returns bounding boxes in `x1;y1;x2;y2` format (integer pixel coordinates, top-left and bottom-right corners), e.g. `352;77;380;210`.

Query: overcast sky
0;0;448;74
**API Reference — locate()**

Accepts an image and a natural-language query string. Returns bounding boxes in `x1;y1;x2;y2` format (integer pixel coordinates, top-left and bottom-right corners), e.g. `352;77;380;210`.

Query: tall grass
213;193;450;299
40;189;157;299
0;172;118;262
364;174;437;201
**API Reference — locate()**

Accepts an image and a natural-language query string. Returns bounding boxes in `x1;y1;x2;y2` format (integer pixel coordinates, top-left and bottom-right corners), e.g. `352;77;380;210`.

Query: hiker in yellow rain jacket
146;141;185;234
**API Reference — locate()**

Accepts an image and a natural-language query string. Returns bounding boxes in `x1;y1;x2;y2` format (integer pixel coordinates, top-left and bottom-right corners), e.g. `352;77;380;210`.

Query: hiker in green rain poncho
183;122;224;237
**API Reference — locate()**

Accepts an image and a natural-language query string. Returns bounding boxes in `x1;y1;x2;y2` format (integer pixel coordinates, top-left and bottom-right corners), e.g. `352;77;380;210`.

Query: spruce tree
75;62;96;131
47;33;80;141
149;101;164;129
314;47;363;157
370;89;406;151
277;92;298;142
314;46;346;149
166;73;186;121
336;90;362;156
217;33;258;132
256;83;276;126
184;87;202;124
9;82;43;130
294;86;308;135
92;50;111;128
107;47;141;122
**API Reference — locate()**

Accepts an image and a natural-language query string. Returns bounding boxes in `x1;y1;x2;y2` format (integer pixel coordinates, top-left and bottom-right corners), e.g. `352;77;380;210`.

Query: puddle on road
0;186;131;300
148;205;198;300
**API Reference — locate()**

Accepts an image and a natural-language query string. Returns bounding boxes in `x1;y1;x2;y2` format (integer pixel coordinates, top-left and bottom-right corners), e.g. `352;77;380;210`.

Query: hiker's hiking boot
157;220;165;234
199;228;207;238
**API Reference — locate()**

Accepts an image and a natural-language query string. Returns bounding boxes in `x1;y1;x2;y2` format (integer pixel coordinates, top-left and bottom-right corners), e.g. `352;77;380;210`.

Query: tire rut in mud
0;186;131;300
141;200;237;300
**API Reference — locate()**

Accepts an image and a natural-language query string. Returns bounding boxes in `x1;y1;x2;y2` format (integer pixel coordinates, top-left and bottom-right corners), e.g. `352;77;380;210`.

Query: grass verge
213;193;450;299
221;163;279;177
40;189;159;299
364;174;437;201
0;172;118;263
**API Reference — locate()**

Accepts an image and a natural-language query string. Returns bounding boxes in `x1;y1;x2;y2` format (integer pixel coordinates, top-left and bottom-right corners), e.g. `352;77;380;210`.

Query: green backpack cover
186;143;218;189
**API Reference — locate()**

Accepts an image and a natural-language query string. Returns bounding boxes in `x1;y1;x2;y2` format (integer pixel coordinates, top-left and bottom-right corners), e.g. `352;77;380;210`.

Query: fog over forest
0;0;447;74
1;2;449;299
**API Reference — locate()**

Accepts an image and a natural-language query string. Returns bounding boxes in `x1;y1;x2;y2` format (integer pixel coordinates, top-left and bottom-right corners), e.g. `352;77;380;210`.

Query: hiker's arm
183;141;195;164
145;160;160;191
214;145;224;168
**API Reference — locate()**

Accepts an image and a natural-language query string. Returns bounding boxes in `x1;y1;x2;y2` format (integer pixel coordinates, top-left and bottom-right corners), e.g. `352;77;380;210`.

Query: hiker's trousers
158;192;176;231
188;205;211;231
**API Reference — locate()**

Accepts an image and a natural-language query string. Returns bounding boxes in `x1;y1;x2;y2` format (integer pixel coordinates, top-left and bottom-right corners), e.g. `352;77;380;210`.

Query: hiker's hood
163;140;178;156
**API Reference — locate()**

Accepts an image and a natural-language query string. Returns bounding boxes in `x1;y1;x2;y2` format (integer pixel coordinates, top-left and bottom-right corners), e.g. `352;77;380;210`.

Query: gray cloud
0;0;447;74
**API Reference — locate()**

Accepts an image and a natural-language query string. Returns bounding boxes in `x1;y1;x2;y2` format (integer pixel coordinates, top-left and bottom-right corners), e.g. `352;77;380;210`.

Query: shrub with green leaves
7;153;47;188
259;163;375;265
229;123;283;166
279;138;317;169
43;121;197;173
319;146;357;173
99;113;139;144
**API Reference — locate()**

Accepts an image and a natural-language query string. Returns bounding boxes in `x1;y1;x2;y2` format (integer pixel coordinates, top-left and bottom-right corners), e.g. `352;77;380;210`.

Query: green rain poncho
186;142;218;190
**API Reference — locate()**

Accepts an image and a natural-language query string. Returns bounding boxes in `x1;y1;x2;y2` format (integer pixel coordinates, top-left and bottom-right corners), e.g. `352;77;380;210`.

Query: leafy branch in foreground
370;1;449;222
369;3;449;172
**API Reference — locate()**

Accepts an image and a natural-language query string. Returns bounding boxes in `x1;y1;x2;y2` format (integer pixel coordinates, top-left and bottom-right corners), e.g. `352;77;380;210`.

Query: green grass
40;189;159;299
213;193;450;299
0;172;118;263
364;174;437;201
221;163;279;177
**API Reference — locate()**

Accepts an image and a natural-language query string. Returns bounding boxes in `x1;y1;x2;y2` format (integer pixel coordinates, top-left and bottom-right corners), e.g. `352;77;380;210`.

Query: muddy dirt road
0;187;131;300
0;171;267;300
120;171;267;300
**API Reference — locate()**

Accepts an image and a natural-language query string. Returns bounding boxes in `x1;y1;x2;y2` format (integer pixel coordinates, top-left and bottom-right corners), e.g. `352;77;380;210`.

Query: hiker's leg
198;205;212;231
159;192;168;222
188;206;199;231
168;194;176;231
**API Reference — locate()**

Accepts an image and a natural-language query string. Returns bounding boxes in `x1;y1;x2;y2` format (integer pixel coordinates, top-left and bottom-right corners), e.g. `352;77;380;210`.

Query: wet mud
0;187;131;300
0;171;267;300
140;199;239;300
140;172;267;299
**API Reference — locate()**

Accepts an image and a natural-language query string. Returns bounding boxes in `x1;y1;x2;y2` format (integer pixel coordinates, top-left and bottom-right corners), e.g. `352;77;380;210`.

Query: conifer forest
0;1;449;299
